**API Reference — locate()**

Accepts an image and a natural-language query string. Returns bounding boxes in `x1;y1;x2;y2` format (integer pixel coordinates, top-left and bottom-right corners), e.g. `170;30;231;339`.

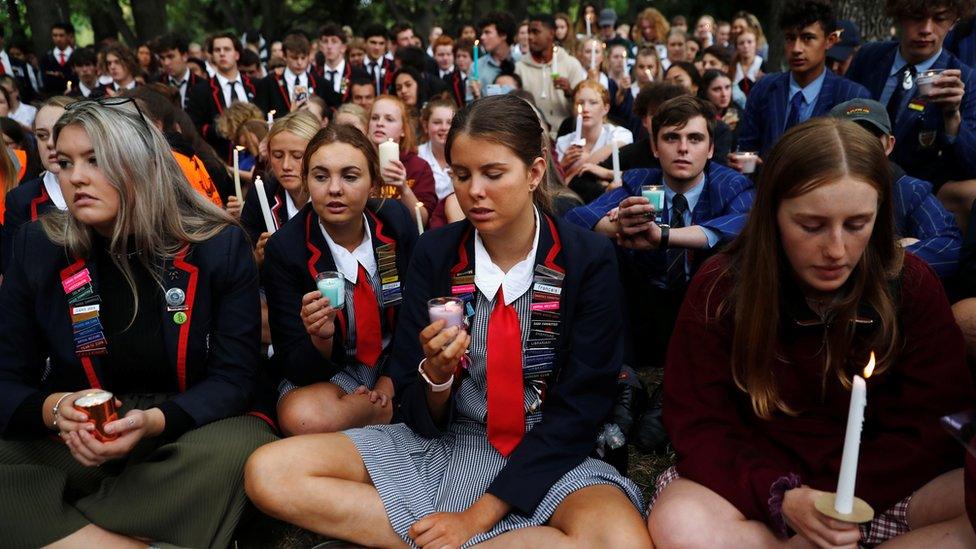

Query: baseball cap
827;20;861;63
599;8;617;27
828;98;892;136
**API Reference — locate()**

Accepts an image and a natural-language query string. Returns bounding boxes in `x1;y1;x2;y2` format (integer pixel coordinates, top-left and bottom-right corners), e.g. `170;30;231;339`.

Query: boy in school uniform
731;0;870;165
256;33;339;117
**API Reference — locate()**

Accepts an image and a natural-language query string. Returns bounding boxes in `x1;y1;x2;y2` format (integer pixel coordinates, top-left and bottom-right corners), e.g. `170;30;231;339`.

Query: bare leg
648;478;784;548
936;180;976;235
482;484;651;548
952;298;976;362
44;524;146;549
245;432;407;547
879;469;976;548
277;382;393;436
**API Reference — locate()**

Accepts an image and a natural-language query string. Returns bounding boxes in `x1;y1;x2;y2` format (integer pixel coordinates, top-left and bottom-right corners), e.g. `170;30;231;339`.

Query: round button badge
173;312;188;325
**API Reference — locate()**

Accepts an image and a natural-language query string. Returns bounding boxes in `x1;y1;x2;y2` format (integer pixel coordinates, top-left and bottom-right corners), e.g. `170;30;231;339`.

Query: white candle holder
814;493;875;524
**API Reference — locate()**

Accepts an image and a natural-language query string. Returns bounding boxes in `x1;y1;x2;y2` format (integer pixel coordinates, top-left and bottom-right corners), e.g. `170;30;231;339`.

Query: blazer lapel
162;247;199;392
812;71;838;117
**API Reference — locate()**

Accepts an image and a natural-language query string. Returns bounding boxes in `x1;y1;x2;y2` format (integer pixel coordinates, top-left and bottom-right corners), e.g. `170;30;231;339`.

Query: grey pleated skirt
345;419;645;547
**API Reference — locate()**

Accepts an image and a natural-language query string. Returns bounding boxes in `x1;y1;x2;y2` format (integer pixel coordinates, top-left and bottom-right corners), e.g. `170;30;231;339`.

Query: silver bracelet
50;392;73;430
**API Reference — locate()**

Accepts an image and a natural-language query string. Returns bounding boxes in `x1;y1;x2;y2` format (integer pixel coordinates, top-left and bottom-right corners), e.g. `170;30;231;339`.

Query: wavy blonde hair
43;101;234;322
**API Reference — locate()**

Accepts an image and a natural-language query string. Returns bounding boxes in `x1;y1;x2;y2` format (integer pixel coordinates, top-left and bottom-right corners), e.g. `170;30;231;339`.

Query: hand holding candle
315;271;345;309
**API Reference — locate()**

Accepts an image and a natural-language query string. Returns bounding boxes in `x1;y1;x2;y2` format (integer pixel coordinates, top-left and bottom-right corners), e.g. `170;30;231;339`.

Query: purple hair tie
768;473;803;538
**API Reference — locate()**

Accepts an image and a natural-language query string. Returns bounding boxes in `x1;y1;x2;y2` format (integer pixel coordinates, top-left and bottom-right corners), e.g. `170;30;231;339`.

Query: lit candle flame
235;145;245;152
577;104;583;114
863;352;875;379
475;39;480;46
269;110;276;117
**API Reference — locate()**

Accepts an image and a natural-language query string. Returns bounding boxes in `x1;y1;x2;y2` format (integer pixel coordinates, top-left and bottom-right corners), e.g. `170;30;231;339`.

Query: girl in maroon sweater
649;118;976;547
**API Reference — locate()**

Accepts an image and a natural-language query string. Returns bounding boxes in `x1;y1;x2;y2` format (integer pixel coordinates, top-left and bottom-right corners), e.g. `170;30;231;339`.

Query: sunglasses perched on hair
65;96;153;132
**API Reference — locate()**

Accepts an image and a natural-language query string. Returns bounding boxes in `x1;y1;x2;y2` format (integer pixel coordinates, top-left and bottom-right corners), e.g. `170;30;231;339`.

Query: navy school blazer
737;68;871;157
846;41;976;184
391;212;625;516
1;176;57;274
254;70;342;116
0;222;268;435
262;199;417;387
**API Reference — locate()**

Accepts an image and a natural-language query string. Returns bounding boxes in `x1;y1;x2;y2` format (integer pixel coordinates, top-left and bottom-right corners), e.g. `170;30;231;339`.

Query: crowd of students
1;0;976;547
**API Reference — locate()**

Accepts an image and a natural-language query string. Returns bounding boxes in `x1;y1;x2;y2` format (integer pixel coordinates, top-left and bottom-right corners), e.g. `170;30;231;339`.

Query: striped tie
666;193;688;289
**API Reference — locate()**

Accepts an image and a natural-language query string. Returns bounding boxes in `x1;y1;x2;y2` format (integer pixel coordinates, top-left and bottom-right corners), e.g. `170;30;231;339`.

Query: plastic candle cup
915;69;944;98
428;297;466;330
315;271;345;309
732;151;759;174
641;184;665;223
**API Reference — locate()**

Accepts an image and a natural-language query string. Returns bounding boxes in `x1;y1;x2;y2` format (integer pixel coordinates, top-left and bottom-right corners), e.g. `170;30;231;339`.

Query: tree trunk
86;1;119;43
97;0;138;44
765;0;786;71
835;0;892;42
130;0;168;43
24;0;60;55
5;0;26;43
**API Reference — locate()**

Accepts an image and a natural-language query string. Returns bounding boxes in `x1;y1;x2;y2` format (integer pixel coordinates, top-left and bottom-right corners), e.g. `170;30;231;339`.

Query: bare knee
584;515;652;549
648;490;717;548
244;442;292;515
277;391;347;436
952;299;976;360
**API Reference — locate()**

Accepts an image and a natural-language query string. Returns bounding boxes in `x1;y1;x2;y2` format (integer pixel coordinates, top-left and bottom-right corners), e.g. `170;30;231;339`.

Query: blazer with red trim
186;75;258;161
262;200;417;387
0;222;265;436
390;213;625;516
313;61;369;105
255;70;342;115
1;176;55;275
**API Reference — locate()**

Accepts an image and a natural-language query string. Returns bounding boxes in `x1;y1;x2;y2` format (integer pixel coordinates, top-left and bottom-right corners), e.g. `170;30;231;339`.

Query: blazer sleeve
239;188;266;247
254;77;274;114
663;262;794;528
944;69;976;180
0;227;52;435
166;227;261;427
900;181;962;278
391;234;461;435
487;236;624;515
262;234;343;386
0;191;28;274
736;82;764;154
698;172;755;243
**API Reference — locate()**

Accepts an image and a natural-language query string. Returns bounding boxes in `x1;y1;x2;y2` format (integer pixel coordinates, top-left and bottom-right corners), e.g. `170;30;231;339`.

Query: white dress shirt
43;171;67;210
215;71;248;105
474;208;541;305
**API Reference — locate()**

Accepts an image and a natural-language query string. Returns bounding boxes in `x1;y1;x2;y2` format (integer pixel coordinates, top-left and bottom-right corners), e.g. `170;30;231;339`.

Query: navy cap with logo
829;98;892;136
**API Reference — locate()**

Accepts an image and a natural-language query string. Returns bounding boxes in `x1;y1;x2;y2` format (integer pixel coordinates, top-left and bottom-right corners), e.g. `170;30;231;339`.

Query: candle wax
429;302;465;329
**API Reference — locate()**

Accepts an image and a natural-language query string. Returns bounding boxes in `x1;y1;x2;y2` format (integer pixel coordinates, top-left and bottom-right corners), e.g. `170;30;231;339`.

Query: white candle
552;46;558;74
611;139;622;184
589;40;597;71
378;138;399;177
415;202;424;234
232;146;244;201
835;352;875;514
66;81;72;93
267;110;276;127
254;176;277;234
586;18;592;38
574;104;583;142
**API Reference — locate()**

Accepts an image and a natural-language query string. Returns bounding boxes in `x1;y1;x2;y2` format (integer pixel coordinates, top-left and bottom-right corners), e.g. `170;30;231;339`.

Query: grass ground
235;370;674;548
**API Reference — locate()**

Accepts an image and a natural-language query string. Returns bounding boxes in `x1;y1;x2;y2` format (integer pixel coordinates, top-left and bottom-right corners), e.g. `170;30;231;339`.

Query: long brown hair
717;118;903;419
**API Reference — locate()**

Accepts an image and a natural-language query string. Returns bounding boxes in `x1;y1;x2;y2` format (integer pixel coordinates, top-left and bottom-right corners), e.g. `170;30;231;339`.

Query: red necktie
353;264;382;367
486;288;525;457
58;52;66;66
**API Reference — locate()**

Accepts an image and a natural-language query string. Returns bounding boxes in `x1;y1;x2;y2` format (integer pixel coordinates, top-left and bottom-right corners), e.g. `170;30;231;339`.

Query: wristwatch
659;224;670;250
418;358;454;392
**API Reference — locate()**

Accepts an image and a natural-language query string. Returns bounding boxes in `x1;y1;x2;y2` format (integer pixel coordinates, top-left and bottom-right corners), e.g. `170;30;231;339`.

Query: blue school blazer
737;69;871;157
0;222;268;436
391;212;625;516
846;41;976;184
261;199;417;387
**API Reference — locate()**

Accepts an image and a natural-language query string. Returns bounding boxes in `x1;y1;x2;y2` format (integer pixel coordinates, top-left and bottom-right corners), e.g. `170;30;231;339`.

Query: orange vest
172;151;223;208
13;149;26;183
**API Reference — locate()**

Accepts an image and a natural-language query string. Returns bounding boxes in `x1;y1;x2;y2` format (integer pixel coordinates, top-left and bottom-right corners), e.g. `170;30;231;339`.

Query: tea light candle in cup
733;151;759;174
315;271;345;309
916;69;944;98
428;297;466;330
641;184;665;223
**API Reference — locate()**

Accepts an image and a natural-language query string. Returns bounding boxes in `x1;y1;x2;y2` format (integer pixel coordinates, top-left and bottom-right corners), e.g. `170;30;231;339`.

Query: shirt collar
663;171;707;213
171;68;191;86
43;171;67;210
284;191;304;220
284;67;306;84
474;208;541;305
215;71;242;88
54;46;73;57
789;67;827;105
891;48;942;76
319;214;376;285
